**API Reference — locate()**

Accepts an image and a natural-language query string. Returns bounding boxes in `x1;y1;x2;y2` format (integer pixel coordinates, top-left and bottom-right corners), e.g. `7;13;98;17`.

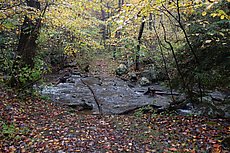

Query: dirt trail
89;54;118;78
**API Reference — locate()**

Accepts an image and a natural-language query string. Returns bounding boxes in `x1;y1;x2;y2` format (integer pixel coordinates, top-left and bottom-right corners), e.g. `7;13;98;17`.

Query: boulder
191;92;230;118
152;95;172;109
116;64;127;76
128;72;137;82
224;106;230;118
139;77;151;86
195;102;225;118
141;66;157;82
192;95;227;118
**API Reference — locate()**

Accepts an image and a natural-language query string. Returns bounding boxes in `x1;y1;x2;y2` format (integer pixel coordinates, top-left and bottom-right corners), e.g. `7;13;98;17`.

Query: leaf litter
0;89;229;152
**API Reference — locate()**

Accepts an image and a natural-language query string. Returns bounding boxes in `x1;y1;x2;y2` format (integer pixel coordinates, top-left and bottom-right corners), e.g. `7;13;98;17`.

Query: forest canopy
0;0;229;92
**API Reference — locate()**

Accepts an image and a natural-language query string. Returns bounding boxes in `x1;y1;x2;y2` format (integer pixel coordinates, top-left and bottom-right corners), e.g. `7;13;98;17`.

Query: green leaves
1;123;16;138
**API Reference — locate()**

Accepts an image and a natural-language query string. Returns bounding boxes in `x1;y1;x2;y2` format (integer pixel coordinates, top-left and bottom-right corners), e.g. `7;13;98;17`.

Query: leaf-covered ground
0;88;229;153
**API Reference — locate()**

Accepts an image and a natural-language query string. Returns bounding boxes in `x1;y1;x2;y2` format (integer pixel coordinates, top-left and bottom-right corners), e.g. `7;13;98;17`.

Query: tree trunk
114;0;124;59
100;0;107;47
118;0;122;9
149;13;153;31
135;17;145;71
17;0;41;67
10;0;41;87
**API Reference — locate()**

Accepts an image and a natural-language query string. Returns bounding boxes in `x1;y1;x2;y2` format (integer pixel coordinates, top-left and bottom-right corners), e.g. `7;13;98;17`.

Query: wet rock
82;77;102;86
201;96;213;102
185;102;194;109
91;82;155;114
41;81;99;112
209;90;226;101
116;64;127;76
177;109;193;115
139;77;151;86
68;101;93;111
66;75;81;83
41;74;185;115
40;73;230;117
65;61;77;67
58;74;71;83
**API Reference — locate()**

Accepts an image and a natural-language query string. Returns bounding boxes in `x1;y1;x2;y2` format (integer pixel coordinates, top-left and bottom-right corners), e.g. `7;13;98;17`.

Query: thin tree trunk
135;17;145;71
114;0;124;59
100;0;107;47
153;19;175;102
162;2;203;102
160;18;195;100
149;13;153;31
118;0;123;9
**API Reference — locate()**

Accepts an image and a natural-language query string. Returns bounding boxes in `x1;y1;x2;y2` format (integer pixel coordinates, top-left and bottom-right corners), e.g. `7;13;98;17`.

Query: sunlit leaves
211;9;230;20
64;45;79;56
43;0;104;55
0;0;43;32
202;11;207;16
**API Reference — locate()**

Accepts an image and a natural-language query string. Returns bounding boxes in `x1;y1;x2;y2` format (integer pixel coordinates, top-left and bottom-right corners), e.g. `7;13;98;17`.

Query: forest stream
41;74;182;115
40;56;184;115
1;1;230;152
38;55;230;118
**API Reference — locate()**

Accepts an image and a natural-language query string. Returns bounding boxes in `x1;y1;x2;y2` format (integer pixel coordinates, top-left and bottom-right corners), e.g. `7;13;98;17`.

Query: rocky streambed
39;72;230;118
40;73;184;115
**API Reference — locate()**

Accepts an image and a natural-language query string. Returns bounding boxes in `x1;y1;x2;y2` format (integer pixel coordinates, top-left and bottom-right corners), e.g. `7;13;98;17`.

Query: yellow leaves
0;12;7;20
46;0;99;31
0;24;3;31
122;3;134;13
27;14;37;21
211;13;218;18
194;0;202;3
210;9;230;20
202;12;207;16
220;15;225;19
64;45;79;56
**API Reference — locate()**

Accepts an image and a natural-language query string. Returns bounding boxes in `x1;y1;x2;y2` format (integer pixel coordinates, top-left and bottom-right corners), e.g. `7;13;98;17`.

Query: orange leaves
1;95;229;152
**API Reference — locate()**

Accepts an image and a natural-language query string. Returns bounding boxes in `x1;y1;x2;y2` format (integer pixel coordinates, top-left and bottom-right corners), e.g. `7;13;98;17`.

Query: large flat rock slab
41;76;176;114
